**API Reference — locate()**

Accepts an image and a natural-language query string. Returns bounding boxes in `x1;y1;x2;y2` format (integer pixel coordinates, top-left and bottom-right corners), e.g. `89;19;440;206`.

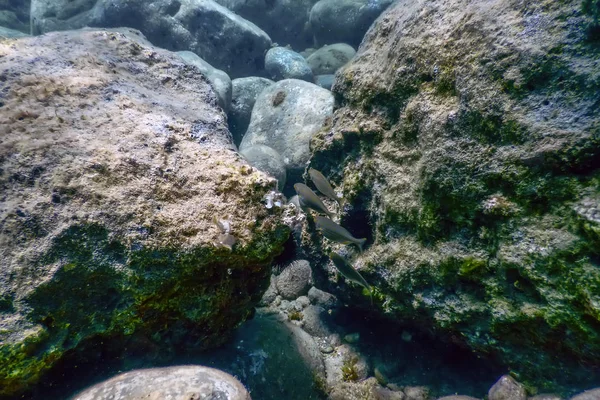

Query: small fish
315;216;366;251
289;195;301;209
309;168;342;207
294;183;335;218
329;252;372;302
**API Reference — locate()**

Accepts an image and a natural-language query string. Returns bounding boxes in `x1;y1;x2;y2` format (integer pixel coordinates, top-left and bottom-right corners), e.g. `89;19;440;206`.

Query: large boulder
309;0;600;392
0;0;30;33
240;79;334;184
0;29;289;398
229;77;274;145
214;0;319;49
309;0;394;47
73;366;251;400
240;144;287;190
30;0;272;78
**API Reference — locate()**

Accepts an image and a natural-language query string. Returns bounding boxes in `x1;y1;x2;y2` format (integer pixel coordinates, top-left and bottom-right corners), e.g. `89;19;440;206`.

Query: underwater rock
570;388;600;400
437;396;480;400
240;79;334;184
214;0;318;49
306;43;356;75
310;0;600;389
529;395;562;400
205;310;325;399
0;0;30;33
178;51;232;113
72;366;251;400
315;74;335;90
240;145;287;191
30;0;272;78
265;46;314;82
309;0;394;47
276;260;313;300
0;25;29;38
259;274;279;306
330;378;407;400
488;375;526;400
302;305;335;337
308;286;339;309
230;77;274;146
0;29;289;398
324;345;370;390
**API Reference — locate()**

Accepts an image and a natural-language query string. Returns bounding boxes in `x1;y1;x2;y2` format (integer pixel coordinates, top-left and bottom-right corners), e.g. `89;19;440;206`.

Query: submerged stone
0;29;288;398
309;0;600;391
72;366;251;400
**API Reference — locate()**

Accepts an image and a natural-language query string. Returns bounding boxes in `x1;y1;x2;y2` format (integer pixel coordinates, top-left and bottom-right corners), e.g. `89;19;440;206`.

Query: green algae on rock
309;0;600;391
0;29;289;398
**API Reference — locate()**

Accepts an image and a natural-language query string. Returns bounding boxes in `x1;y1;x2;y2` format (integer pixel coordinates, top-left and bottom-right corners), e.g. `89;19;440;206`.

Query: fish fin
356;238;367;252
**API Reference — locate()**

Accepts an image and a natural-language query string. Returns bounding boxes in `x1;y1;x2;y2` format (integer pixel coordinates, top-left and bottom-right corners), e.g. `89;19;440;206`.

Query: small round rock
276;260;313;299
265;47;313;82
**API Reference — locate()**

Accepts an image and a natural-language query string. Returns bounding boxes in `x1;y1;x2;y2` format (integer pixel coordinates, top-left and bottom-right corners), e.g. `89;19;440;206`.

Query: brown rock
0;28;288;398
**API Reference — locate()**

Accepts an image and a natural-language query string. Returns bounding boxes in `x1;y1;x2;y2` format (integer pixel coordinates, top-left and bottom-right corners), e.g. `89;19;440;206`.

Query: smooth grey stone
309;0;394;47
315;74;335;90
265;47;314;82
306;43;356;75
239;79;333;183
229;77;274;145
308;286;338;309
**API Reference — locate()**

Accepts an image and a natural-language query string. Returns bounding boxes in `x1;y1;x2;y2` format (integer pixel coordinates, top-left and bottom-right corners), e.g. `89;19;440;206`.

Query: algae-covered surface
309;0;600;392
0;29;289;398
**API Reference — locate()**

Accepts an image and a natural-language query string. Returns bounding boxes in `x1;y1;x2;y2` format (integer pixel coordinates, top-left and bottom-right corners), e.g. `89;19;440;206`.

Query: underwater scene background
0;0;599;399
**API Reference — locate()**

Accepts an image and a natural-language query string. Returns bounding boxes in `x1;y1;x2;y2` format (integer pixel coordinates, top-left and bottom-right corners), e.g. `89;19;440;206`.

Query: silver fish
329;252;371;293
315;216;366;251
294;183;335;218
213;216;236;250
309;168;342;206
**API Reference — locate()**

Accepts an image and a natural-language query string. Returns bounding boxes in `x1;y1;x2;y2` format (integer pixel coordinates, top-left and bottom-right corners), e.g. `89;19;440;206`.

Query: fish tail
356;238;367;252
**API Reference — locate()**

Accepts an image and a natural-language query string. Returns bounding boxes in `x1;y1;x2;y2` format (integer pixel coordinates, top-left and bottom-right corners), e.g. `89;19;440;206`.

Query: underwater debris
213;216;237;250
264;190;285;209
315;216;366;251
309;168;342;207
294;183;335;218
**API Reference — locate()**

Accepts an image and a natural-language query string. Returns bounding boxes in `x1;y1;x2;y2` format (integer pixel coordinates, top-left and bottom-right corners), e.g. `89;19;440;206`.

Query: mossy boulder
0;29;289;398
309;0;600;392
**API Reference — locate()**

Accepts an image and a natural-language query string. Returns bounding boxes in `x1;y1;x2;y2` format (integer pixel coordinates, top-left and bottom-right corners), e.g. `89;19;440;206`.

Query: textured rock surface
265;47;314;82
230;77;274;146
309;0;600;391
569;388;600;400
437;396;480;400
214;0;318;49
30;0;272;77
240;79;334;184
72;366;251;400
307;43;356;75
488;375;526;400
0;0;30;33
0;29;289;398
178;51;232;112
309;0;394;47
276;260;313;299
240;145;287;190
